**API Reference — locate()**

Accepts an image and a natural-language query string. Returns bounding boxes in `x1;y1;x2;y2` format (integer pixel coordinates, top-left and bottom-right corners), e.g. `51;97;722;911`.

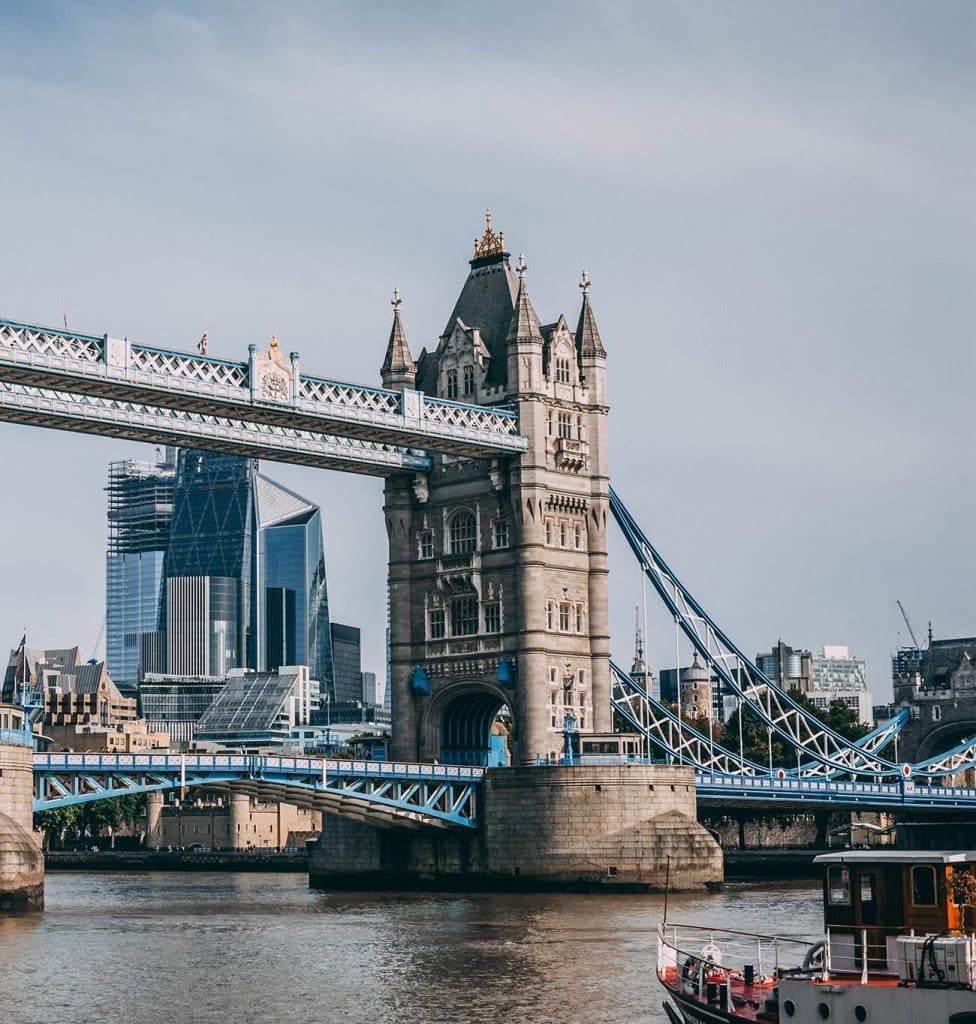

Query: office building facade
105;448;177;690
329;623;362;704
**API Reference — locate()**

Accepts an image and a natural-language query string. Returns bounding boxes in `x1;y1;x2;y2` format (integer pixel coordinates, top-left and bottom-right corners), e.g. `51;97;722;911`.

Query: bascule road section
0;317;527;474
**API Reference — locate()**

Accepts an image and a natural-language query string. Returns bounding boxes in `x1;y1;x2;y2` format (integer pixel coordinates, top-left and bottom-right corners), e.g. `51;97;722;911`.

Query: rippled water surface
0;872;823;1024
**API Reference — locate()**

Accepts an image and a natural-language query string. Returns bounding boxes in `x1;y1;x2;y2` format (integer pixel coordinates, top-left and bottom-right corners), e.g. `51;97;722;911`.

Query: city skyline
1;3;973;701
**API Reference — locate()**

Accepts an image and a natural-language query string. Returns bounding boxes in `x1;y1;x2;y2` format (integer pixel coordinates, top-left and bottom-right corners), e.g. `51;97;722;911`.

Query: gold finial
473;208;506;259
269;332;280;357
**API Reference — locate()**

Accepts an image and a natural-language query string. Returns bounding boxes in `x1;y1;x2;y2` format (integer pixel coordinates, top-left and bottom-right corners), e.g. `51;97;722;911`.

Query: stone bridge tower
383;214;610;766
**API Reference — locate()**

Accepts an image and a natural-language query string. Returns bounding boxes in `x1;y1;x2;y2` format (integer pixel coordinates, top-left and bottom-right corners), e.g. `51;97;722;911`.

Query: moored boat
658;849;976;1023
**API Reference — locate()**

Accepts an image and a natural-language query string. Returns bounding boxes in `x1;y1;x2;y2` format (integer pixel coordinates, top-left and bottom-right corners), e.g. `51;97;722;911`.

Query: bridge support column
0;717;44;912
309;765;722;892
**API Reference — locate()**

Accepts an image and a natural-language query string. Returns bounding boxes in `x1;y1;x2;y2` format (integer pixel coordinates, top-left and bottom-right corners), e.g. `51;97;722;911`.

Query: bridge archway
422;682;510;767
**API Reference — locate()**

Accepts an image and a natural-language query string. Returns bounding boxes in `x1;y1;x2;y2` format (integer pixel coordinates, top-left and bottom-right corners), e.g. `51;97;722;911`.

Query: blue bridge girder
695;773;976;811
0;317;528;466
32;753;484;830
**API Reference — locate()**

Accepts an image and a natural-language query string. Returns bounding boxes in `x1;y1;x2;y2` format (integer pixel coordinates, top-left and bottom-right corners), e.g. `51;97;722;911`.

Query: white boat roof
815;850;976;864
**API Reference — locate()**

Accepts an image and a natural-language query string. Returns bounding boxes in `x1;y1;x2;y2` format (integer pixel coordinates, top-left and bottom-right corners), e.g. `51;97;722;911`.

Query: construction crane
897;599;921;649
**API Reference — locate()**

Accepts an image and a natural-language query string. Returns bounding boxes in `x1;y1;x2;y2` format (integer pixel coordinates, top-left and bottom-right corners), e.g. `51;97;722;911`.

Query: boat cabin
815;850;975;974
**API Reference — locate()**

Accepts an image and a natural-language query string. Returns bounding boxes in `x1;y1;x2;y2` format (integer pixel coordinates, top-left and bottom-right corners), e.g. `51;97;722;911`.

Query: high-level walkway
0;318;527;474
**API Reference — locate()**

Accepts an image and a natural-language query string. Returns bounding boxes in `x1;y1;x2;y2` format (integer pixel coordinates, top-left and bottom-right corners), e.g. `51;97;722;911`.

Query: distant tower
680;654;713;721
629;609;656;698
384;213;610;765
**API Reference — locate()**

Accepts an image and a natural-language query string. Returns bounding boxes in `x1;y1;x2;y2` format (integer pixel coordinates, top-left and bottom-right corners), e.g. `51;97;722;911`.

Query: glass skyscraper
254;472;334;698
157;451;333;689
163;452;254;676
105;448;177;690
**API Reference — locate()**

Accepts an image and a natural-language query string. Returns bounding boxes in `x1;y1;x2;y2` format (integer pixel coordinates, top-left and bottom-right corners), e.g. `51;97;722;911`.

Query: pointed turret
381;288;416;390
506;256;544;345
575;271;606;359
505;255;545;396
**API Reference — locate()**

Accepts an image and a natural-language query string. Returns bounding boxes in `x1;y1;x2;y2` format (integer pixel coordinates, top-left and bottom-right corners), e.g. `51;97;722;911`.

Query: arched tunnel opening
439;692;510;767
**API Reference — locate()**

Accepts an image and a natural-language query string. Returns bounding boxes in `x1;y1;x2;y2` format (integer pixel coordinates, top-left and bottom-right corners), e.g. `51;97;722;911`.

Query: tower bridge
2;213;976;904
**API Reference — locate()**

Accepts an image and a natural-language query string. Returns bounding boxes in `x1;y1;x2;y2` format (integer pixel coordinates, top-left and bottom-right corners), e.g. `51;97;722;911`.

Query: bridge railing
32;752;486;782
0;727;34;747
0;318;526;452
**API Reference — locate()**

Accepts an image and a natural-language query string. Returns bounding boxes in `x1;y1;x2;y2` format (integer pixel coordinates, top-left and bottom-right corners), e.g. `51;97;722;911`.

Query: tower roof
416;214;519;392
380;288;415;378
575;271;606;359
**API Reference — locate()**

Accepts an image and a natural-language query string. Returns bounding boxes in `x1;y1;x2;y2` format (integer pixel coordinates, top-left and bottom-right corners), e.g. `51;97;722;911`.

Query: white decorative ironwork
0;320;101;363
130;345;248;389
0;317;527;456
300;376;399;414
424;397;521;436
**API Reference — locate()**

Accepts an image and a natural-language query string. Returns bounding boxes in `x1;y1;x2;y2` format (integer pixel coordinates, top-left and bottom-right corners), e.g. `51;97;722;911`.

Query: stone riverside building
312;217;722;890
383;213;610;765
145;791;320;851
0;703;44;910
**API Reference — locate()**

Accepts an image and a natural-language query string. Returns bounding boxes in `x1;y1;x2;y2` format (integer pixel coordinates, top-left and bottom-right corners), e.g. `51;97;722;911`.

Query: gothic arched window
448;509;477;554
556;356;571;384
462;365;474;397
446;368;458;399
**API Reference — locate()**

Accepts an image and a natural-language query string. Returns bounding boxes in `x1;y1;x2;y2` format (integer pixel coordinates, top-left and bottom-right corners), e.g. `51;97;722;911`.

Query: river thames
0;873;825;1024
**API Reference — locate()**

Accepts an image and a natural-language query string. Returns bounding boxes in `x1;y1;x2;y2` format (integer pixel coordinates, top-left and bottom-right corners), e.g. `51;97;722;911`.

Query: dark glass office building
330;623;362;704
159;451;334;691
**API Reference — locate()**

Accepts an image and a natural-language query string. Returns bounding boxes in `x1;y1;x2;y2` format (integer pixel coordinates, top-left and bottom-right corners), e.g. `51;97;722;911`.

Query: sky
0;2;973;701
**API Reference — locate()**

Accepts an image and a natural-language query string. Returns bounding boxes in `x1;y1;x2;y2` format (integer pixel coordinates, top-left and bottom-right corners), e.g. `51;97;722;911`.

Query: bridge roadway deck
0;318;528;460
29;751;976;829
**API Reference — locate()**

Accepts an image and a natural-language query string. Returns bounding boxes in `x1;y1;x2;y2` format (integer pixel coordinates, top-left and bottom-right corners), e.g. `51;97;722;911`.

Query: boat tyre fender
681;956;700;996
802;940;826;974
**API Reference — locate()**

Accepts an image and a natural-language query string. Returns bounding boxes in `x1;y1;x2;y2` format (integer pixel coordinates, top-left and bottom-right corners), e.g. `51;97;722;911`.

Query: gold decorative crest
473;209;505;258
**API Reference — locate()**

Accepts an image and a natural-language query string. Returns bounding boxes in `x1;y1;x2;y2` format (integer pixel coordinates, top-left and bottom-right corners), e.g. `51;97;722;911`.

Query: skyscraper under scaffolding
105;448;178;691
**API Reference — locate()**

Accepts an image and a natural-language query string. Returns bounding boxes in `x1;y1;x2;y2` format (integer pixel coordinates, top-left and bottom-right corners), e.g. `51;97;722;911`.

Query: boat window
828;865;850;905
859;874;874;903
911;864;937;907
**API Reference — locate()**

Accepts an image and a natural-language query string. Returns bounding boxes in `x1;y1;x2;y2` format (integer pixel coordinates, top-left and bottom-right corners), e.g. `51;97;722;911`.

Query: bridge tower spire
385;216;611;765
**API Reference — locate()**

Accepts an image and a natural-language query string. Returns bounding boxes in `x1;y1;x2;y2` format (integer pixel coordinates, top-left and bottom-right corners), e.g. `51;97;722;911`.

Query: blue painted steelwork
32;753;482;829
0;317;527;460
611;660;909;778
610;488;976;782
696;774;976;811
0;727;33;747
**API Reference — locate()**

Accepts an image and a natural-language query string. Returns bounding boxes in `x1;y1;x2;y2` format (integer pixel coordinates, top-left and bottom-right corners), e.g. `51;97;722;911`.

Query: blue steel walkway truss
33;753;483;830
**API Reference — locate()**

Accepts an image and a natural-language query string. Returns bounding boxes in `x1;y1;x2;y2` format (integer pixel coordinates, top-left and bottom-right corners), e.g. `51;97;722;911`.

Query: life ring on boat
681;956;701;996
700;942;723;966
802;940;826;973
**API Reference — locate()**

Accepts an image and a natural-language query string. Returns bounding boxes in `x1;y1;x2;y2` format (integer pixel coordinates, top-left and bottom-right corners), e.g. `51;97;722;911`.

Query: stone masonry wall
0;736;44;911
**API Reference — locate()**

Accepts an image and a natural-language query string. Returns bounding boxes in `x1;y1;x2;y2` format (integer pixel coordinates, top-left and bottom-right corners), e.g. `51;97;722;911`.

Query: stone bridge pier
310;764;723;892
0;703;44;911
